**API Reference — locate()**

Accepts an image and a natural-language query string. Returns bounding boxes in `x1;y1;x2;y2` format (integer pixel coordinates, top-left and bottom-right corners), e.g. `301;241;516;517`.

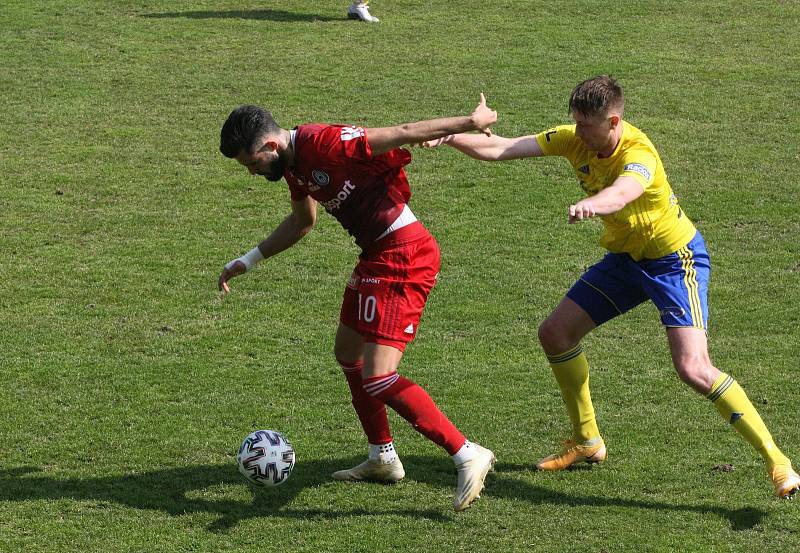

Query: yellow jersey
535;122;696;260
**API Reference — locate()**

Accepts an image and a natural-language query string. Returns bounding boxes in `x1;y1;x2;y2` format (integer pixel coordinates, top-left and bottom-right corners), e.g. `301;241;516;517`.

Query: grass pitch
2;1;799;551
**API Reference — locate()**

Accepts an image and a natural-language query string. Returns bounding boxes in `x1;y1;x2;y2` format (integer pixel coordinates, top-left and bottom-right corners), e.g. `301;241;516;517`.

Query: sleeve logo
623;163;652;181
340;126;366;141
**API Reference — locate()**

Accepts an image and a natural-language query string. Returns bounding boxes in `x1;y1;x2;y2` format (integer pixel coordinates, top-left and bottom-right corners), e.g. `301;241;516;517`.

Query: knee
334;324;364;366
538;318;576;355
334;338;362;366
673;354;718;394
333;343;352;364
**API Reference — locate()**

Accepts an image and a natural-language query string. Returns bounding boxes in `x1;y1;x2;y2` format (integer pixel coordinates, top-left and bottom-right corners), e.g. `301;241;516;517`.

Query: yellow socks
544;355;788;469
547;345;600;443
707;373;789;468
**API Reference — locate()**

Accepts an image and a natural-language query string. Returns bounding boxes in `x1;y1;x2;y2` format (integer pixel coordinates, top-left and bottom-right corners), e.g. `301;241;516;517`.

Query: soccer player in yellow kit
425;76;800;498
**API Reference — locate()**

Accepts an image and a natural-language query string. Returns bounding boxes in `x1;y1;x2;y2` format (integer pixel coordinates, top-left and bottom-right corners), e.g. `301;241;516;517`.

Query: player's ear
609;114;621;128
254;136;274;153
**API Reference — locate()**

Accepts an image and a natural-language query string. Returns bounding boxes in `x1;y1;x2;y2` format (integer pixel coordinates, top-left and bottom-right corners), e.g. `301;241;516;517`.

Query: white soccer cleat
332;457;405;483
453;444;496;511
347;2;380;23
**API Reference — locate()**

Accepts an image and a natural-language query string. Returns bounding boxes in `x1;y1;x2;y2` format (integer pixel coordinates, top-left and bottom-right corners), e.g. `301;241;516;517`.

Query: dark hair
219;105;280;158
568;75;624;118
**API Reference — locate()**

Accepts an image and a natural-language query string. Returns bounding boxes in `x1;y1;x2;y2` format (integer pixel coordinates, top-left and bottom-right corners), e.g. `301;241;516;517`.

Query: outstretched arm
366;93;497;156
218;196;317;294
568;176;644;223
426;132;543;161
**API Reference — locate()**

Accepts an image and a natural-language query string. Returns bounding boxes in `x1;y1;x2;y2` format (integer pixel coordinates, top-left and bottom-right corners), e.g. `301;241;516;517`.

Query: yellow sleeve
619;147;657;190
535;125;578;157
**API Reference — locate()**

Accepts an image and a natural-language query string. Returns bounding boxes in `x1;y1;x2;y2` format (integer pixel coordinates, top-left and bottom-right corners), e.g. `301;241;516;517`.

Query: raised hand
471;93;497;136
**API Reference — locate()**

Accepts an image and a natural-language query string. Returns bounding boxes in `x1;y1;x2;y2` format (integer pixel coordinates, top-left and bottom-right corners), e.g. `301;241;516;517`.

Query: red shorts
340;222;440;351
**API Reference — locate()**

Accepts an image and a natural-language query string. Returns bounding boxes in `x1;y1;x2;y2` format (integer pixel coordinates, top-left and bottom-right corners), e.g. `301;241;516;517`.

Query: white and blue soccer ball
237;430;296;487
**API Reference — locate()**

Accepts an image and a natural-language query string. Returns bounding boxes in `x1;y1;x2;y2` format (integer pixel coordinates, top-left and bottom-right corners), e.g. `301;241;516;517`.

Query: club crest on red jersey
312;169;330;186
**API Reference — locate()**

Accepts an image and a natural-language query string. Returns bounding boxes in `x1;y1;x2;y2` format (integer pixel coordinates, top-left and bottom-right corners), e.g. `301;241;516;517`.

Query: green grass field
2;1;799;551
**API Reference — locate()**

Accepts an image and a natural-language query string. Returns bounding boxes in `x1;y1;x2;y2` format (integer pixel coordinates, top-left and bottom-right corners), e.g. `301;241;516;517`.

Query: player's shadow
491;461;766;532
0;457;766;532
0;458;449;533
141;9;341;23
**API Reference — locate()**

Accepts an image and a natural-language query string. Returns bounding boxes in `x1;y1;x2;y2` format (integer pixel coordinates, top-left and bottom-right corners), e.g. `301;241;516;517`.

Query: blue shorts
566;231;710;329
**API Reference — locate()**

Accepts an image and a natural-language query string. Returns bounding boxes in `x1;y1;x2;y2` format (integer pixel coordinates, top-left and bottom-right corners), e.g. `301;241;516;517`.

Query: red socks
338;359;392;445
363;372;466;455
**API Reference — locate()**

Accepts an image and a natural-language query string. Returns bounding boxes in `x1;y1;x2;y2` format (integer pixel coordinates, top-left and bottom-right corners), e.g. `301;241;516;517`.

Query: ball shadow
0;457;451;533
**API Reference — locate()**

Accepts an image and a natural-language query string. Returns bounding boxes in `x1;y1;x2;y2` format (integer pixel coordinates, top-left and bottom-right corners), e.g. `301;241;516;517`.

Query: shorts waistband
376;204;417;240
363;221;429;254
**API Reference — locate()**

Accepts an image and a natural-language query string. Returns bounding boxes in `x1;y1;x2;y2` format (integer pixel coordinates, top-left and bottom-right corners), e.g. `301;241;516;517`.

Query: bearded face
234;140;287;181
258;148;288;181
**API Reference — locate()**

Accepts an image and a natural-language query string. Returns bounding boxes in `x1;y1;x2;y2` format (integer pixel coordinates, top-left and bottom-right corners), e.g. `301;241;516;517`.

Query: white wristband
225;246;264;272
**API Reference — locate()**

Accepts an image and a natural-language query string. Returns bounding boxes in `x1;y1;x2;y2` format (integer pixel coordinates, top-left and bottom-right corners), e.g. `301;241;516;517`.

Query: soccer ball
237;429;296;487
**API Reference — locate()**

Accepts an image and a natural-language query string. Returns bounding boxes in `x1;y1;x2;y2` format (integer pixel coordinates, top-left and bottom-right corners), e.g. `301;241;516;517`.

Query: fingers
568;205;578;224
568;203;596;223
218;259;249;294
421;136;451;148
218;266;237;294
218;272;230;293
471;92;497;136
478;92;496;116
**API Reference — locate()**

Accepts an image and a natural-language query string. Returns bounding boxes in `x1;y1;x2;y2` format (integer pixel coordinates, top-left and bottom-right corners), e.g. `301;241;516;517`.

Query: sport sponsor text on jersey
322;180;356;211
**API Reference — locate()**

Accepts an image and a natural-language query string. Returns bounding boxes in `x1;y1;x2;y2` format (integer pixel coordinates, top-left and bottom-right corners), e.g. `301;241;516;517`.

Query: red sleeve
311;125;372;163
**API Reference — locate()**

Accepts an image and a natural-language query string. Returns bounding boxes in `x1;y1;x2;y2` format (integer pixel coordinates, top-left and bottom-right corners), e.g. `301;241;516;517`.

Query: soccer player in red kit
218;96;497;511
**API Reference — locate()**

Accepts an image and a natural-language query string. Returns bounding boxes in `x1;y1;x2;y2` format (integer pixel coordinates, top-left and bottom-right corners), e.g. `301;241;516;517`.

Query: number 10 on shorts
358;293;377;322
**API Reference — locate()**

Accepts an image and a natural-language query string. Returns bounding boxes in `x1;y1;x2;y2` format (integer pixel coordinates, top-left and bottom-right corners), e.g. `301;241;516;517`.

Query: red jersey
284;124;413;249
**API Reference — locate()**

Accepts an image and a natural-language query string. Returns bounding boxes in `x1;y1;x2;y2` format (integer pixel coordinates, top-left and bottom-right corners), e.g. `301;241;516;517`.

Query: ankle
451;440;478;465
369;442;398;464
